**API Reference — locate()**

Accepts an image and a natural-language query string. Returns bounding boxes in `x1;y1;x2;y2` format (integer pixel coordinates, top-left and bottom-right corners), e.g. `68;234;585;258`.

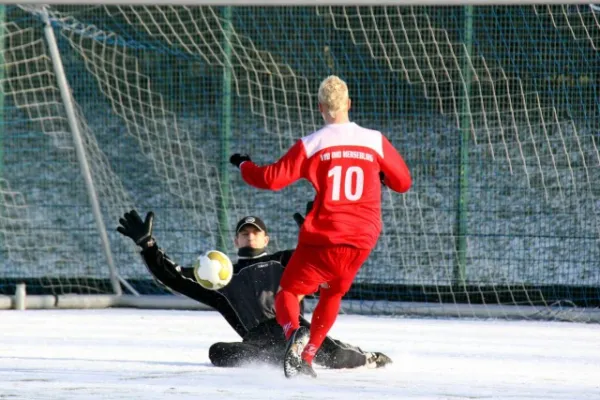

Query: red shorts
279;243;371;296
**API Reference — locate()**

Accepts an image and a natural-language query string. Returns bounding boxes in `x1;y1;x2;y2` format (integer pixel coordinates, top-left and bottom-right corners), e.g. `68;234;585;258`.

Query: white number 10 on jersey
328;166;364;201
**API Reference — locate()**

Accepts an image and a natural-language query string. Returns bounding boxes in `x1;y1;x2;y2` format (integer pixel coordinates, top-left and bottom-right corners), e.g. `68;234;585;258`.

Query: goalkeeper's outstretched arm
117;209;248;338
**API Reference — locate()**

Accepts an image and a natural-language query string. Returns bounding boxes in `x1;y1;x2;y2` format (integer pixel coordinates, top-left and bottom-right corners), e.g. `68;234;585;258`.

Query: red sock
275;290;300;340
301;290;343;364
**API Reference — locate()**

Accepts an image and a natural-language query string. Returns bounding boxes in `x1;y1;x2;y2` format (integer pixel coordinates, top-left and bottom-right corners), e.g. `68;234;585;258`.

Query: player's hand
379;171;386;187
293;201;314;228
230;153;251;168
293;213;305;228
117;210;155;249
305;201;314;215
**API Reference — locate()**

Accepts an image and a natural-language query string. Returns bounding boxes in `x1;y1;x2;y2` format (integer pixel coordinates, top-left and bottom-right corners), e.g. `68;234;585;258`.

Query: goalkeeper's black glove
229;153;251;168
379;171;386;187
117;209;155;250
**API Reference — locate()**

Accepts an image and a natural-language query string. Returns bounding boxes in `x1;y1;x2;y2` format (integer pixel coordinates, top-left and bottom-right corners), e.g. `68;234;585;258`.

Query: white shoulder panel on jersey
301;122;383;158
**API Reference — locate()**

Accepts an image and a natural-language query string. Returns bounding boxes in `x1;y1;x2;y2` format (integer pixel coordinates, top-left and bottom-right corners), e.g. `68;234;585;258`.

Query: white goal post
0;1;598;323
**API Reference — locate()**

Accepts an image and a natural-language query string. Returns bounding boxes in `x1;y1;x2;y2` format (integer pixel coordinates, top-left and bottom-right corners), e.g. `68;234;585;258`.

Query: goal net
0;4;598;320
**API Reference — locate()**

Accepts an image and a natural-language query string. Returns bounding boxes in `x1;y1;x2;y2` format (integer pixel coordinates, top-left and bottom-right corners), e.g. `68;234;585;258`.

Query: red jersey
240;122;411;249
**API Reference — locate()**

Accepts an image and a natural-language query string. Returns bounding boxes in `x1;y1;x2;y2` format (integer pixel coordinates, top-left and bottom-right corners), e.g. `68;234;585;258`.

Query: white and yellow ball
192;250;233;290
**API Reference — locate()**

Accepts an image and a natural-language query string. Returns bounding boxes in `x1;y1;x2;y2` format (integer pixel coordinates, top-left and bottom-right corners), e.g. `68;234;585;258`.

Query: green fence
0;5;598;316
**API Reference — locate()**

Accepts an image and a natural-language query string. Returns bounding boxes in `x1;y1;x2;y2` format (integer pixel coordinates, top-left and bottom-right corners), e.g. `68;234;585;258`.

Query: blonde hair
318;75;349;118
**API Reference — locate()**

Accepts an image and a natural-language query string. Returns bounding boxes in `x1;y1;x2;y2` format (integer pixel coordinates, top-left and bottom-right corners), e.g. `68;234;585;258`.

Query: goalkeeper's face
234;225;270;249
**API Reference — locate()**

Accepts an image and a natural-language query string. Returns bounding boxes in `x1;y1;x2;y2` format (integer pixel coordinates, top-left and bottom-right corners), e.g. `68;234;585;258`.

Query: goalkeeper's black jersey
141;245;294;338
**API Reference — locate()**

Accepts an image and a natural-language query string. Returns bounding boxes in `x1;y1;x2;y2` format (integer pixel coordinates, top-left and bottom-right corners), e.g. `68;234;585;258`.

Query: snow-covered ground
1;309;599;399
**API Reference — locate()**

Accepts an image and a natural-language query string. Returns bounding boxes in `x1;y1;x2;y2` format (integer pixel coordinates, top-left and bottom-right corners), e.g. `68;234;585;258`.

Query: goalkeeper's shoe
283;327;316;378
366;352;393;369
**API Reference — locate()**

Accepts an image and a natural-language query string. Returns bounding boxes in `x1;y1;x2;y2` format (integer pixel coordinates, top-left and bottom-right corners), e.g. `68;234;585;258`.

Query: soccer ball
192;250;234;290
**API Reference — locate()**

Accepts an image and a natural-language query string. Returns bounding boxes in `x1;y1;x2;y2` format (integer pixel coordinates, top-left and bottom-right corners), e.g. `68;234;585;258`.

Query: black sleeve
273;249;294;267
141;244;248;338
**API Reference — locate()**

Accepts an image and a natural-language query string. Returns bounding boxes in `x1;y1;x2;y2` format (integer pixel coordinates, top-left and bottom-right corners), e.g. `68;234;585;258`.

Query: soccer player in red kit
230;75;411;378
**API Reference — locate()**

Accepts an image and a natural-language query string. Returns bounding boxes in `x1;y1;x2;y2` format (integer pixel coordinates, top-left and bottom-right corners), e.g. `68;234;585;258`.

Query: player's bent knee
209;342;243;367
208;342;226;366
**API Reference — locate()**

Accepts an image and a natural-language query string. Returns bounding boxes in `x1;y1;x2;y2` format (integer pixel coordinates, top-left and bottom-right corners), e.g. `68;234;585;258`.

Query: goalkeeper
117;208;392;370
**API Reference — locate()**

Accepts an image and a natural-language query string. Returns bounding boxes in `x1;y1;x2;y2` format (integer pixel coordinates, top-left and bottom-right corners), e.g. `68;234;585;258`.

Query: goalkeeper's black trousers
209;318;370;369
